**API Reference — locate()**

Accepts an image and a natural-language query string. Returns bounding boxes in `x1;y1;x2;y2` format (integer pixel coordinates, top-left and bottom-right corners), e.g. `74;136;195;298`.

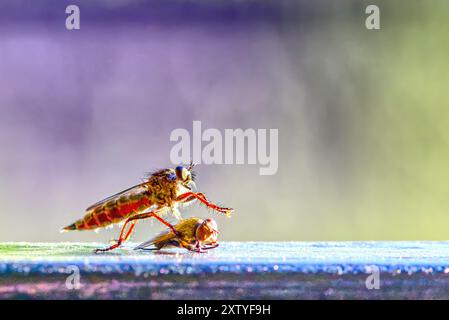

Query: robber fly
62;163;233;252
135;217;219;253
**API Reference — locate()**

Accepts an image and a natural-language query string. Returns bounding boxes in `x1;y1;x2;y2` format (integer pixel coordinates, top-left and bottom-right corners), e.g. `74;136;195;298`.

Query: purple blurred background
1;1;449;242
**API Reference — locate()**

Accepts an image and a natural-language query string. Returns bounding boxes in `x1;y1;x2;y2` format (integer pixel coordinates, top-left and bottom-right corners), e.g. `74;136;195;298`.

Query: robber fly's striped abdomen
63;193;152;231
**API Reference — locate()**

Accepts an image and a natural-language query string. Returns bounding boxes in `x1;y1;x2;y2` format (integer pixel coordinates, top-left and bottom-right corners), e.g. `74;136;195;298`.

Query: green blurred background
0;1;448;242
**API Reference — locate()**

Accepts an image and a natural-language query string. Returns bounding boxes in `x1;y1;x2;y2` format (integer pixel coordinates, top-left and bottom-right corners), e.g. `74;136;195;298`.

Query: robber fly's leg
94;220;137;253
112;221;137;243
176;192;234;216
122;221;137;242
147;212;181;238
95;210;175;253
128;211;182;241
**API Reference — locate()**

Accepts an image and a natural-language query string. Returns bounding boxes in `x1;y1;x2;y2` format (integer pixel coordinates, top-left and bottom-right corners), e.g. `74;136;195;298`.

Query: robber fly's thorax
145;169;179;206
176;184;192;197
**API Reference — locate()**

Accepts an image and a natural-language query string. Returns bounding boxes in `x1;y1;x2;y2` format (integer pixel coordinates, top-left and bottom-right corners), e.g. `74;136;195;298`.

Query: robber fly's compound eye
176;166;190;182
175;166;184;180
167;172;177;181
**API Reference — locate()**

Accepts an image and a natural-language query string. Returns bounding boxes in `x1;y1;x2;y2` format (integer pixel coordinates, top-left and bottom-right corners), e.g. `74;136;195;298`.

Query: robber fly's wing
86;182;148;211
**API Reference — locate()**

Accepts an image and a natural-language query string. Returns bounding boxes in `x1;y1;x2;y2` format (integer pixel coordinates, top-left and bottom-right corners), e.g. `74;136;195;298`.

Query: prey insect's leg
202;243;219;250
194;241;219;252
184;242;204;253
176;192;233;216
183;241;210;253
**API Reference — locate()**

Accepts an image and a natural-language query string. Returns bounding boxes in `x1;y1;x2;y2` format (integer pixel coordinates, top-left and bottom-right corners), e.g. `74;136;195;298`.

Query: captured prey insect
135;217;219;253
62;164;234;252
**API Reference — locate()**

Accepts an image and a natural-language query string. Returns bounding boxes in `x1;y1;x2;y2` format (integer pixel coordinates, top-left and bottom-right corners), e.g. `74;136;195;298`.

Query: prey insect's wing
86;182;148;211
135;232;178;250
134;238;156;250
137;218;201;251
135;219;198;250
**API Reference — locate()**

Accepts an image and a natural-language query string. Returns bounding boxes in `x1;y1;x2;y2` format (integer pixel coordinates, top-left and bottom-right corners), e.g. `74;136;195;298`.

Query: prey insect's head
175;164;196;190
195;218;219;243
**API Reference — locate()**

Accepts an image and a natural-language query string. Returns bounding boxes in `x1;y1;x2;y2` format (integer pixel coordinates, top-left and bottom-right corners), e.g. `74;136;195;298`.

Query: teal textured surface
1;242;449;299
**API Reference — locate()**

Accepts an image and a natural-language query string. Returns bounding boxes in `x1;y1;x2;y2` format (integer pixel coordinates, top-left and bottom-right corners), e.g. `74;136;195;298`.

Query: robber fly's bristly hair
143;164;196;181
143;167;164;180
188;161;197;181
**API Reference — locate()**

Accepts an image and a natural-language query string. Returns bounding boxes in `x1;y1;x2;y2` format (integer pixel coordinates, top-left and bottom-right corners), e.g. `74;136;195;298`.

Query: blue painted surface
2;241;449;276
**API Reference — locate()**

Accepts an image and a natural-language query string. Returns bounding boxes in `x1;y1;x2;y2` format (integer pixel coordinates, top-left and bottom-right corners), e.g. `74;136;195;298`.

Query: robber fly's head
195;218;218;243
175;164;196;189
